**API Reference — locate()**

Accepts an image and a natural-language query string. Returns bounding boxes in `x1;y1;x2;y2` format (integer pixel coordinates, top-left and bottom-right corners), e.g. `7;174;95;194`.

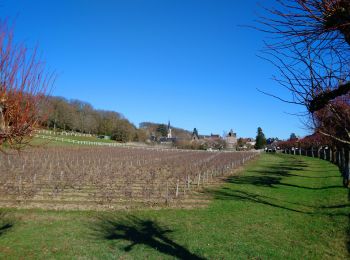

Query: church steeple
167;121;172;138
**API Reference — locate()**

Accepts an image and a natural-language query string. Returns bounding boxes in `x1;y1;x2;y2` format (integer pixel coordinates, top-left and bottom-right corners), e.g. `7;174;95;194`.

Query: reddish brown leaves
0;22;53;150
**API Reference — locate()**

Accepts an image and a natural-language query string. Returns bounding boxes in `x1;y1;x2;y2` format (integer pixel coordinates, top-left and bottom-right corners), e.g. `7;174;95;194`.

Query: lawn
0;153;349;259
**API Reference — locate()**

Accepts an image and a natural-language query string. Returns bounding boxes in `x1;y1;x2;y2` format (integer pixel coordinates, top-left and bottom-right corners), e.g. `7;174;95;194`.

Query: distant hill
42;96;194;142
40;96;146;142
139;122;192;140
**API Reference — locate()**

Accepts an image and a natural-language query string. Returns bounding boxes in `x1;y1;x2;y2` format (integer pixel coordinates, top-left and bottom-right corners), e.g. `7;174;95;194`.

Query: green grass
36;132;116;143
0;154;349;259
27;132;117;147
28;137;77;147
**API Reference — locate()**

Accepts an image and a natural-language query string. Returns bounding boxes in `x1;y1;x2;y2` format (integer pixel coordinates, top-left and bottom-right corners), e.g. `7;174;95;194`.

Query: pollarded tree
259;0;350;145
258;0;350;186
255;127;267;149
0;22;53;150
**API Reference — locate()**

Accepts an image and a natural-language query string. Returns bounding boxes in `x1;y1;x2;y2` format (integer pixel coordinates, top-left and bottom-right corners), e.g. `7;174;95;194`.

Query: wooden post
18;176;22;194
166;181;169;204
175;179;179;198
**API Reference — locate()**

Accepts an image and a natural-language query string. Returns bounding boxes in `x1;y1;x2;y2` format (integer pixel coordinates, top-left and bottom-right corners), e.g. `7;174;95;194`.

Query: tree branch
308;81;350;112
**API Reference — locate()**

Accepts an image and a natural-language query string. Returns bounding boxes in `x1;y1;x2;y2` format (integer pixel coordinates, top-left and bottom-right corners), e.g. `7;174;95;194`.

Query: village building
159;121;177;143
192;134;199;141
192;128;199;141
225;129;237;150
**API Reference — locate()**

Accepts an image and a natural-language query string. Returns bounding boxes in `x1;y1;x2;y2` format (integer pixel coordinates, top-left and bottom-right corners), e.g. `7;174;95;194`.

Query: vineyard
0;147;258;210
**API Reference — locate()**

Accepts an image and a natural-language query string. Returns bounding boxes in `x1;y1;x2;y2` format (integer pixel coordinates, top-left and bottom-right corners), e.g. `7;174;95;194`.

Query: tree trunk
340;148;345;173
337;149;341;166
332;148;336;164
311;147;314;158
0;103;5;131
343;148;350;188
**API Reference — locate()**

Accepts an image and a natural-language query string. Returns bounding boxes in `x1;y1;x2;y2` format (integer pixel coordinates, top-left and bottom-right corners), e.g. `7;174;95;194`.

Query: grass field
29;131;117;147
0;153;349;259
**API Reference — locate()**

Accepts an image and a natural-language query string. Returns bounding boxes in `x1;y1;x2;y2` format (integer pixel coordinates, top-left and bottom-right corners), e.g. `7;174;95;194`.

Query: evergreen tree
289;133;297;140
193;128;199;138
156;124;168;137
255;127;267;149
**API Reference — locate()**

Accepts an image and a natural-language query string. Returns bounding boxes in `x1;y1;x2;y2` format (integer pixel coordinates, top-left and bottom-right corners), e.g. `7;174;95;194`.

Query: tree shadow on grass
92;215;205;260
0;210;14;237
209;187;349;218
249;170;297;178
225;175;342;190
211;188;312;214
250;170;339;179
208;155;346;217
276;157;308;168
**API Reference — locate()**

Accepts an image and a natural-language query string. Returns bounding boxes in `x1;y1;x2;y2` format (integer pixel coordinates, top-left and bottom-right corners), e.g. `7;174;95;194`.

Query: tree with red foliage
313;95;350;144
0;22;53;150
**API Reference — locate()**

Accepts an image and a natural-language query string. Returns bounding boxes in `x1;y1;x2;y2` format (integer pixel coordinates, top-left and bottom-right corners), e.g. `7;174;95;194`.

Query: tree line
41;96;147;143
259;0;350;186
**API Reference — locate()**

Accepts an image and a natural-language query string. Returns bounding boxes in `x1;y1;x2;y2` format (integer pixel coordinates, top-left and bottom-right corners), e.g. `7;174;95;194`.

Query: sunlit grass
0;154;348;259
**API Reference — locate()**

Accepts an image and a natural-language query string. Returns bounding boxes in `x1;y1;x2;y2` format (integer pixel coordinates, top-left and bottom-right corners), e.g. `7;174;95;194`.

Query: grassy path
0;154;349;259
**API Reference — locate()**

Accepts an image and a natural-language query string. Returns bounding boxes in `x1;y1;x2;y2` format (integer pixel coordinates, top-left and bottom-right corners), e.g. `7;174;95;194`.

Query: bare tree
258;0;350;144
0;22;53;150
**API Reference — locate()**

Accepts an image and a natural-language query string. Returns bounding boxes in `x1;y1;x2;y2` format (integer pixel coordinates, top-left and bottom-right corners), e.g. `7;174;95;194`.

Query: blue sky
1;0;309;139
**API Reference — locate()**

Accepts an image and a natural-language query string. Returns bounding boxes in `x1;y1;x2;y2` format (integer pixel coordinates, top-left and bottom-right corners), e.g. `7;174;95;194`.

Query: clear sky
1;0;309;139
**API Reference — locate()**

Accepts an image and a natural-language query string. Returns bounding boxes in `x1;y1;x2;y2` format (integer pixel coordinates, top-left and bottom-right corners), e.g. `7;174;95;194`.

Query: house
265;138;280;152
209;134;221;140
246;138;256;147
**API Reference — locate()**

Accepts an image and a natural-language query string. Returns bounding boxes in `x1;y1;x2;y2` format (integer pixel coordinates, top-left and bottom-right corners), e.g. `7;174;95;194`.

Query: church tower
226;129;237;150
